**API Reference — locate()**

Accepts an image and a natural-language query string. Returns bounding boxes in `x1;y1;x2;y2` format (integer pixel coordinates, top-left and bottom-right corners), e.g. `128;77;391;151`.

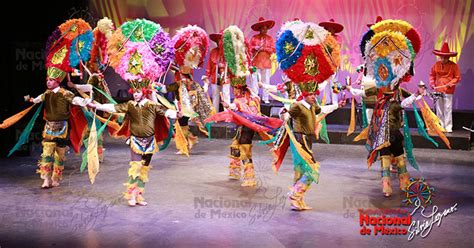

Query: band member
249;17;276;103
429;42;461;133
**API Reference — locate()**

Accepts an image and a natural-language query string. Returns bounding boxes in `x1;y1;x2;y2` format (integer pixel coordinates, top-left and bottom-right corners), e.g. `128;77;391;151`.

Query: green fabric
402;110;420;171
257;134;277;145
361;102;369;128
8;103;43;157
158;118;174;151
80;111;111;173
288;128;320;184
412;103;438;147
205;122;213;140
316;99;329;144
93;86;118;104
319;118;330;144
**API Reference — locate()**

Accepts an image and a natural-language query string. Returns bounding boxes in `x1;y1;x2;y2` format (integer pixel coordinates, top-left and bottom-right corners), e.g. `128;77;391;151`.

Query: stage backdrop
90;0;474;110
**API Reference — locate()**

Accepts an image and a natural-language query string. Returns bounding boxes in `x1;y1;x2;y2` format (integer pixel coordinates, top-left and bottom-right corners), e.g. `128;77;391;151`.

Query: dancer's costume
205;25;282;187
349;19;450;197
272;19;340;210
205;32;228;112
94;19;176;205
429;42;461;133
318;19;344;105
77;17;116;163
249;17;276;103
161;25;214;155
355;16;384;125
0;19;94;187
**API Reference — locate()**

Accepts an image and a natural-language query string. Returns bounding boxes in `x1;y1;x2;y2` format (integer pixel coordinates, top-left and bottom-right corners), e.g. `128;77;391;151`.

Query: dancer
205;25;282;187
348;19;424;197
273;20;340;210
0;19;95;188
90;19;176;206
160;25;214;155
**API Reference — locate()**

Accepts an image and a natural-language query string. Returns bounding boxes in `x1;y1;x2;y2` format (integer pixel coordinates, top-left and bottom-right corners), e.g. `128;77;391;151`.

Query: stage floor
0;139;473;247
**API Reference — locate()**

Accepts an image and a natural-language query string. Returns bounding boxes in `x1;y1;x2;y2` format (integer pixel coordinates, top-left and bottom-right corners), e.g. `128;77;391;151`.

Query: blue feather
276;30;303;70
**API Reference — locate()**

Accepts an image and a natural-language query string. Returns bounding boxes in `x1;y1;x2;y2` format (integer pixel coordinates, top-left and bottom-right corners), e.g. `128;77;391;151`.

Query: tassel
412;103;438;147
7;103;43;157
402;110;420;171
347;97;356;136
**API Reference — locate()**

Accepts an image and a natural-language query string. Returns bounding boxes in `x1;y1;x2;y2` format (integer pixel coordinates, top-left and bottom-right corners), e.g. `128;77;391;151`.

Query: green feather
8;103;43;157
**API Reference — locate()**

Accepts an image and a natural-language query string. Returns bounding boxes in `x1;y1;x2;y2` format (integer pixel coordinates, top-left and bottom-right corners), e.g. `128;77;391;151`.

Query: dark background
0;0;92;157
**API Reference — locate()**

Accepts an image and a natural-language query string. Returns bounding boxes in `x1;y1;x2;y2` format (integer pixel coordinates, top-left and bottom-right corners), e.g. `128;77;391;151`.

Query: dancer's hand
177;111;183;118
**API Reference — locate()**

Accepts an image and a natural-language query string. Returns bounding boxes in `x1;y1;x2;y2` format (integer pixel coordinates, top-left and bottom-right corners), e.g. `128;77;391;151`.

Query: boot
136;165;150;206
124;161;143;206
51;147;66;187
394;155;410;191
288;182;305;211
240;144;256;187
381;155;393;197
38;142;55;188
228;140;242;180
229;158;241;180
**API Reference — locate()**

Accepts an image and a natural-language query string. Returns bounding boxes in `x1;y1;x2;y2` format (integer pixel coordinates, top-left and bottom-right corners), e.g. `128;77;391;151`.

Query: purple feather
148;30;175;71
45;27;62;56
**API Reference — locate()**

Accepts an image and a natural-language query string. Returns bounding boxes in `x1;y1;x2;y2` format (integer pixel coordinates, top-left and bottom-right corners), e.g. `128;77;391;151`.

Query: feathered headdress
220;25;251;88
106;19;174;89
88;17;115;72
275;20;340;94
360;19;421;89
172;25;208;69
45;18;93;81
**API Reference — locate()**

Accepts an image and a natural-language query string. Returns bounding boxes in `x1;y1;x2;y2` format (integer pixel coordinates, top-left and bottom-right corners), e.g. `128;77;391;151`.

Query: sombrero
251;17;275;31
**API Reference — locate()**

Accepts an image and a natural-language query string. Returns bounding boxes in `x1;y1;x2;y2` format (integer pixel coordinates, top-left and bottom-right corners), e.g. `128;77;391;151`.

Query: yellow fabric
52;147;66;181
130;136;158;155
128;161;143;180
239;144;252;160
87;115;100;184
139;165;150;183
174;122;189;157
354;127;369;141
419;99;451;149
0;104;36;129
347;97;356;136
37;142;56;179
285;124;320;174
